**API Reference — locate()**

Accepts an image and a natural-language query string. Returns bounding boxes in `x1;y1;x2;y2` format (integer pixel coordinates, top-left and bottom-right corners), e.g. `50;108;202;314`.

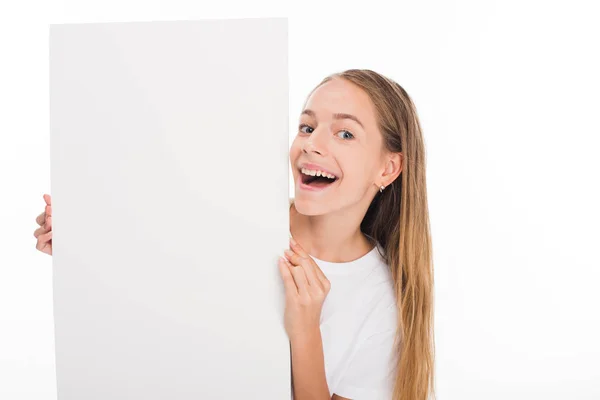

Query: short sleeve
334;329;399;400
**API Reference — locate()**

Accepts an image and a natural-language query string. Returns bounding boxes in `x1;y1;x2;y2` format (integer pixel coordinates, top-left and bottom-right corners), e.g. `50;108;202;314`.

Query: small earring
379;185;385;193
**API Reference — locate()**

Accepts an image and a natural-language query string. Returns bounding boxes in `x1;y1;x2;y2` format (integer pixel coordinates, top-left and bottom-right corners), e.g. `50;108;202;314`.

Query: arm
281;238;350;399
290;328;331;400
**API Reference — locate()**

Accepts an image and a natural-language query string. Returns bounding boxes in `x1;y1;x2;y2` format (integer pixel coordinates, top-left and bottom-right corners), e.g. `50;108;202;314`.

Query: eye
299;123;314;134
337;129;354;140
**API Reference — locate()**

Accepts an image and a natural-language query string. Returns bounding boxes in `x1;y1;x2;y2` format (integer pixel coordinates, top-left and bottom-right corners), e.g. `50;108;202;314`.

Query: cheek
340;163;373;189
289;144;300;163
289;142;301;176
289;136;299;152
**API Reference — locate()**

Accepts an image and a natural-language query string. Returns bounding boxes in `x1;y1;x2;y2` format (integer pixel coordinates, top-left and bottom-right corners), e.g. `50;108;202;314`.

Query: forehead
303;78;377;126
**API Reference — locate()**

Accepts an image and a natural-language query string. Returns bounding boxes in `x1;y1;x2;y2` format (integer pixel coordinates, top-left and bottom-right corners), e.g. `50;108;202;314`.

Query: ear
380;152;403;187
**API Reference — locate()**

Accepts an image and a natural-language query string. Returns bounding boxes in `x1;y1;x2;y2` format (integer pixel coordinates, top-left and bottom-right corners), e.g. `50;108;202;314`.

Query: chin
292;197;330;216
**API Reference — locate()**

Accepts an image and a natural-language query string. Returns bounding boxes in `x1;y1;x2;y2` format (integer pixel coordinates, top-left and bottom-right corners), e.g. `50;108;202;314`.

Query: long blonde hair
309;69;435;400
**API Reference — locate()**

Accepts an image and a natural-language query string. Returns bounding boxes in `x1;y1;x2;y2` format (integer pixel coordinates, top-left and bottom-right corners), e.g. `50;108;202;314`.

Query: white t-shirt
290;200;400;399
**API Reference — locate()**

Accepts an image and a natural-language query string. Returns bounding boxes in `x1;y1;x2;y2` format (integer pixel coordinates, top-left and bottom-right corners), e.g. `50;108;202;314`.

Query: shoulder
365;252;398;330
349;251;398;334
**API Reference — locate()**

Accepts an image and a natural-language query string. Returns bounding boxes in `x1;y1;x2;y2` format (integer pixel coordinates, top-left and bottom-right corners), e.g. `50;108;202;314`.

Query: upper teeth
301;168;336;179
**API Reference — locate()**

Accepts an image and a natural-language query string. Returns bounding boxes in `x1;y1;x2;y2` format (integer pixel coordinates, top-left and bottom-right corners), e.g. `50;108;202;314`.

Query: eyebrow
301;109;365;129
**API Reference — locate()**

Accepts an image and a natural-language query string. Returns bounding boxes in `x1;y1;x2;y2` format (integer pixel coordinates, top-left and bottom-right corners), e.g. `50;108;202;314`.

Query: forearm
290;328;330;400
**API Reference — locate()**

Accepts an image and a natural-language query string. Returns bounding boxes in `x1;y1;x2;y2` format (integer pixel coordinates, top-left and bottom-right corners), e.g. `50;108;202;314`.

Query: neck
290;201;373;263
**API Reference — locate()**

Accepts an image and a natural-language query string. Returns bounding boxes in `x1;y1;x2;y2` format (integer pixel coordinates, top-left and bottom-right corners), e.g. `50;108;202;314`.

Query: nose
302;128;328;156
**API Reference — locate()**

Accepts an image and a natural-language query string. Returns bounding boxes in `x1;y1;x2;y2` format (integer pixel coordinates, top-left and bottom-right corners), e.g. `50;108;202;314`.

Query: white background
1;0;599;399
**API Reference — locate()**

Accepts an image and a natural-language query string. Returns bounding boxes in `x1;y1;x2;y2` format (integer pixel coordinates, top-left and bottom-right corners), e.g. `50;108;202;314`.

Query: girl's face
290;77;392;216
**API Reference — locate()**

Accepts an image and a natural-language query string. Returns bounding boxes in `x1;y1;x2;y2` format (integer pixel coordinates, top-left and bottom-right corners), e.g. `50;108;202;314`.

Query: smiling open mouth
300;170;339;188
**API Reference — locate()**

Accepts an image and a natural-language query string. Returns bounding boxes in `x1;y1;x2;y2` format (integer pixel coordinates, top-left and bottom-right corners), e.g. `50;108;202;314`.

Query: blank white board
49;18;290;399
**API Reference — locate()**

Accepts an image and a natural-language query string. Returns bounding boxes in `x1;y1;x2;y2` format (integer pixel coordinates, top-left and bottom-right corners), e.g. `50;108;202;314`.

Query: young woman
34;69;435;400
